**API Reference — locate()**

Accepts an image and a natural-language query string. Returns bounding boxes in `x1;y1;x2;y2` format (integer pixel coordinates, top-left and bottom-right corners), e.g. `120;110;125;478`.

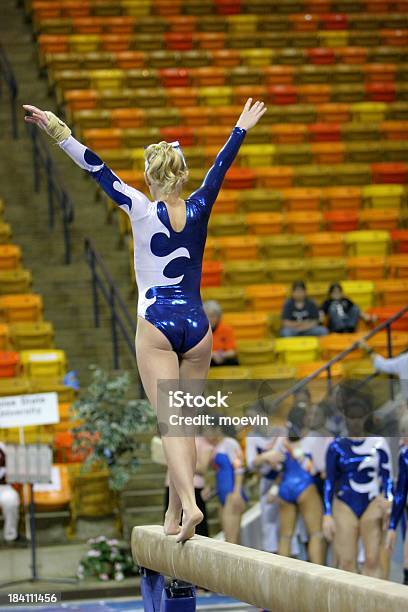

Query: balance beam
132;525;408;612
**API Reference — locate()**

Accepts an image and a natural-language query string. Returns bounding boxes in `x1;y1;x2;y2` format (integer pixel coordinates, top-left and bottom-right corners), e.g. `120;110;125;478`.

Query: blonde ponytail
144;141;189;196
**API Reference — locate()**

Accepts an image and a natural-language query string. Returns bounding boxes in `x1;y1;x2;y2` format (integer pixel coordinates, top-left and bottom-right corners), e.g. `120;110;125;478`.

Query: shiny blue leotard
278;451;315;504
324;437;393;518
389;446;408;531
213;437;248;506
59;127;247;354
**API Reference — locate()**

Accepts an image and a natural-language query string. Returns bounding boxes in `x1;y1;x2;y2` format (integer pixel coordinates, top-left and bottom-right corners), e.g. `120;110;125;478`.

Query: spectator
204;300;239;366
280;281;328;337
359;341;408;409
0;443;21;546
320;283;375;333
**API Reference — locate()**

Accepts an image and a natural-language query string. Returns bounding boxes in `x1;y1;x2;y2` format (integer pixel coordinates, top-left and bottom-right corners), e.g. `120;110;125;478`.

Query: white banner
0;392;59;428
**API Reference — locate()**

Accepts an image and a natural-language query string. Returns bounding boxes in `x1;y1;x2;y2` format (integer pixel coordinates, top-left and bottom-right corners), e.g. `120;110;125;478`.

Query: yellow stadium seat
347;256;387;280
90;69;124;90
0;294;43;322
319;333;364;361
341;280;376;309
388;255;408;278
248;364;297;391
260;235;304;258
245;212;283;235
0;375;30;397
20;350;67;379
199;86;233;106
201;287;246;312
9;322;54;350
245;284;288;311
207;366;251;380
307;257;347;282
240;144;275;167
240;49;274;67
0;269;32;294
0;222;12;244
375;279;408;306
215;236;259;260
345;230;391;256
307;282;330;304
208;214;247;237
304;233;345;257
222;312;270;340
29;377;75;403
238;189;283;212
363;184;405;208
224;260;268;285
266;259;306;283
351;102;387;122
0;245;22;270
274;337;320;366
236;339;275;366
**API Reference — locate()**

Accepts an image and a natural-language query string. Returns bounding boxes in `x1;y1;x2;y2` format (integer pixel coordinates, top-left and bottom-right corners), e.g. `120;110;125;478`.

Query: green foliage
77;536;138;581
70;365;155;490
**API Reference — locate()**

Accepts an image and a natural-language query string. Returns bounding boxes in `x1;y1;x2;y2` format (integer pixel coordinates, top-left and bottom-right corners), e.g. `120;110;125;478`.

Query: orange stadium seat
388;255;408;278
245;212;283;235
304;233;345;257
324;210;359;232
0;245;22;270
324;187;362;209
201;260;223;287
0;295;43;323
391;230;408;253
222;312;270;340
284;188;322;211
375;279;408;306
368;307;408;331
245;284;288;312
0;351;20;378
347;256;387;280
215;236;259;260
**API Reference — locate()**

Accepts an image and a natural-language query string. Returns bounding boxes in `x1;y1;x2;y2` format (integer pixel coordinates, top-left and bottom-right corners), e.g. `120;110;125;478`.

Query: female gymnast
23;99;266;542
264;407;325;564
386;414;408;584
323;397;393;576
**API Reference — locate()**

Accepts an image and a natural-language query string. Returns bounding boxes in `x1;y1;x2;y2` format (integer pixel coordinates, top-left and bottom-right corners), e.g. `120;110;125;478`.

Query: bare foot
164;510;182;536
176;508;203;543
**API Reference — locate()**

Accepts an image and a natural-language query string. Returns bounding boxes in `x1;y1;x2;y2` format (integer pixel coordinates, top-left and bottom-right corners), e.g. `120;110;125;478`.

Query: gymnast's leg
297;485;324;564
278;500;297;557
359;498;383;578
136;317;201;541
177;325;213;541
332;498;359;572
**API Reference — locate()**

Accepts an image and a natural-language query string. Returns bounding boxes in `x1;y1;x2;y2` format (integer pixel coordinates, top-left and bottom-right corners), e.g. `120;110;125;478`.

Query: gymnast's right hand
236;98;267;131
23;104;71;143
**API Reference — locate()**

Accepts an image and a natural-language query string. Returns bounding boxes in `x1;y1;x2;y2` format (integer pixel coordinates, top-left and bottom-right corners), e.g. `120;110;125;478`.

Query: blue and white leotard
324;437;393;518
278;451;315;504
389;445;408;531
59;127;246;354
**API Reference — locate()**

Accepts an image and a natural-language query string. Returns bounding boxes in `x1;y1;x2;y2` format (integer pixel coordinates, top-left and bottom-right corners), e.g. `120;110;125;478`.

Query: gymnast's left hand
23;104;72;142
23;104;49;129
235;98;267;131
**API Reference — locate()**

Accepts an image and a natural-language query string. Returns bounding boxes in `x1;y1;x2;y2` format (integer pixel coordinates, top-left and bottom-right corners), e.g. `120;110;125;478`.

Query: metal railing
0;44;18;139
270;303;408;410
84;237;143;394
27;124;74;264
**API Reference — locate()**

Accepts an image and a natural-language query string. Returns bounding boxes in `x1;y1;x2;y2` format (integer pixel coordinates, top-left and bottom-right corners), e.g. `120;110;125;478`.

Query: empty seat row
29;0;408;20
34;13;408;36
47;63;408;92
37;29;408;58
43;47;408;73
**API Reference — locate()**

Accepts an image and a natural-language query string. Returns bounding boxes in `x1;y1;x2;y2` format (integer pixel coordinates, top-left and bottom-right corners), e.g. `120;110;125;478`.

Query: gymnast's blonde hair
144;141;189;196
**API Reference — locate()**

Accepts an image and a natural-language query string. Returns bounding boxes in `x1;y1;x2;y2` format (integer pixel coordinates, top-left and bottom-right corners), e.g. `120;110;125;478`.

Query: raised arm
23;105;149;219
190;98;267;214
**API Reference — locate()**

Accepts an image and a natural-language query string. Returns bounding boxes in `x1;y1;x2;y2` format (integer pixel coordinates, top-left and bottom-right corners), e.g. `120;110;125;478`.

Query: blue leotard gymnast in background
324;437;393;518
389;445;408;532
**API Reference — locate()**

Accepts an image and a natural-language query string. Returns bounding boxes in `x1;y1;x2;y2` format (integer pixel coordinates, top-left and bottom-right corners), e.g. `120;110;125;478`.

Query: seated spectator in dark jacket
320;283;375;334
280;281;328;337
204;300;239;366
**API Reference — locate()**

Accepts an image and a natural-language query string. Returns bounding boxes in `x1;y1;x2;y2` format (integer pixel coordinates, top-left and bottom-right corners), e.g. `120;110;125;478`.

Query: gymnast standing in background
23;99;267;542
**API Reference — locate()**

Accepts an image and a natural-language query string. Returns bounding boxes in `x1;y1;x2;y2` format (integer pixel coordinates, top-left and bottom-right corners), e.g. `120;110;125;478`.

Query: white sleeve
373;354;402;376
59;135;150;219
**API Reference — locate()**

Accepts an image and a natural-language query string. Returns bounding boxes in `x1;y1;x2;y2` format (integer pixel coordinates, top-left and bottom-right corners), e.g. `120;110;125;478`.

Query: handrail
0;44;19;138
27;124;74;264
84;237;143;396
269;303;408;410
